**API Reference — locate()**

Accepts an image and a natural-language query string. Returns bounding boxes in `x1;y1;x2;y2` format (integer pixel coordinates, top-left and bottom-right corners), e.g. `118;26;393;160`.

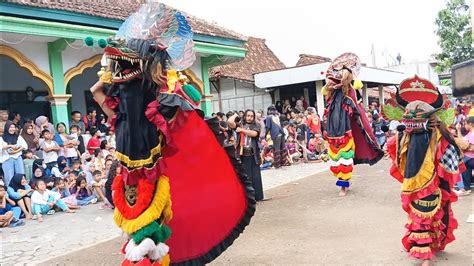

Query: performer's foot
339;187;347;197
421;259;431;266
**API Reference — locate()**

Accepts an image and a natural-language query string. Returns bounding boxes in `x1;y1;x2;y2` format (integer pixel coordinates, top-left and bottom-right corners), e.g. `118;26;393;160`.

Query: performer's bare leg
421;259;431;266
339;187;347;196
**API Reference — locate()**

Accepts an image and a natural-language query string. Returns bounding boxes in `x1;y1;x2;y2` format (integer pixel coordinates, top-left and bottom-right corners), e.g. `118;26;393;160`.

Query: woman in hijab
7;174;34;219
20;122;39;152
50;156;69;178
295;100;305;113
30;160;54;189
1;121;27;186
34;116;55;137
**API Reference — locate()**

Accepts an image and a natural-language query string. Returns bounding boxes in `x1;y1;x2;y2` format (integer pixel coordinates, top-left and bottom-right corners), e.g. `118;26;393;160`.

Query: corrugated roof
209;37;286;82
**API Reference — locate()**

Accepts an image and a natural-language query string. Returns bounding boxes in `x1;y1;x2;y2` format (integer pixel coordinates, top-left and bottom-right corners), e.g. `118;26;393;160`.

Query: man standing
216;112;228;146
0;110;8;137
10;112;22;131
372;114;388;148
228;110;264;201
83;107;97;134
264;106;288;168
70;111;86;133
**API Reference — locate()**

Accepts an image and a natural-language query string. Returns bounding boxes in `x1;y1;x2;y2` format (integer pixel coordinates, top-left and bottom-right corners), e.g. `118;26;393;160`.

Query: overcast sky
160;0;449;67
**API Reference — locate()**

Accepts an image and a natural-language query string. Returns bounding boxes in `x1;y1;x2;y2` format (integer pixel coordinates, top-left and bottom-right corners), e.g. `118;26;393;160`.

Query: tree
434;0;473;73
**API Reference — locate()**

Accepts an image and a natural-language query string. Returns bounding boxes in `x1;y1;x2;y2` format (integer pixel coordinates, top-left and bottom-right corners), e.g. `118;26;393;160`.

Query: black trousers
272;134;288;168
242;155;264;201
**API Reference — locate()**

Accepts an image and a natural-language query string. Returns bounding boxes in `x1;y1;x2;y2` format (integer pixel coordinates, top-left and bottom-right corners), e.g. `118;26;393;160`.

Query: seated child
0;185;25;227
91;170;113;209
66;171;78;192
286;135;301;164
70;176;97;206
52;179;80;210
260;146;274;170
31;180;75;223
71;159;83;176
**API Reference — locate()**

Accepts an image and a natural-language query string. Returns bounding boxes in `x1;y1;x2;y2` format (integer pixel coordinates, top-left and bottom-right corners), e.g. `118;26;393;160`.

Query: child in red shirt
87;128;101;155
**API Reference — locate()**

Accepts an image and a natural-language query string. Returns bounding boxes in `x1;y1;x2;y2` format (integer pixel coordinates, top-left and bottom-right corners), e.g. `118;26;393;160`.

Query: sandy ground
40;160;473;265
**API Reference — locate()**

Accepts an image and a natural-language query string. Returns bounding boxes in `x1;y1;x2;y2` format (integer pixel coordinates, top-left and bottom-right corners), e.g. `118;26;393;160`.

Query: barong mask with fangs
96;3;196;86
102;38;146;83
382;75;455;131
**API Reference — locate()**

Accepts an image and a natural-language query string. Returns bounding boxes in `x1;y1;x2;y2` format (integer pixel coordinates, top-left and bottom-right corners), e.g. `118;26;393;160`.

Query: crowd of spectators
0;107;116;227
0;95;472;226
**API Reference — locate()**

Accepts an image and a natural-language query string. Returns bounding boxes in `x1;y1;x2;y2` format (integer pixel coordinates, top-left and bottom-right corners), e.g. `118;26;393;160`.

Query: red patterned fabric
399;76;439;105
162;111;248;263
389;136;464;260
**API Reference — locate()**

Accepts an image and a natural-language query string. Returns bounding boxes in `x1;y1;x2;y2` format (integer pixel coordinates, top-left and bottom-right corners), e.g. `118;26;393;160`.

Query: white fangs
112;69;142;81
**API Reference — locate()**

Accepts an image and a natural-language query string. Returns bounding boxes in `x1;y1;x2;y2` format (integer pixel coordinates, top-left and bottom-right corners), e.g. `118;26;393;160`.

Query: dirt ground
41;160;473;265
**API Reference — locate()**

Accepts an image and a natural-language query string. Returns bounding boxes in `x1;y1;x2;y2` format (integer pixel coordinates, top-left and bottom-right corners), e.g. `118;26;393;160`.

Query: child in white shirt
31;179;74;222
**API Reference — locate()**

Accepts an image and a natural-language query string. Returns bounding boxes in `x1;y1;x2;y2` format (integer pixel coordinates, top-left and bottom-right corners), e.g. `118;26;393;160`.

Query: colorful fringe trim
114;175;172;234
328;135;355;187
388;130;464;260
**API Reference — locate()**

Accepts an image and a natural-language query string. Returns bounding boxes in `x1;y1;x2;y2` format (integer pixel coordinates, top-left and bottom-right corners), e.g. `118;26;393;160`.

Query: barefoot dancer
384;76;464;265
322;53;383;196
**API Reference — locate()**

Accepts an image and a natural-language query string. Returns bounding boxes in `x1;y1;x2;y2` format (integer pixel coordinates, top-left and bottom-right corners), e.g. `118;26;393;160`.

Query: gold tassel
409;232;431;239
432;220;442;227
410;246;431;253
409;189;442;218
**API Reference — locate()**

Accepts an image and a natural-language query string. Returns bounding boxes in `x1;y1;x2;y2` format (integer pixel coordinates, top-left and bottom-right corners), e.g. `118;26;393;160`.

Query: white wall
8;42;50;75
212;78;272;112
189;56;202;80
387;62;440;85
62;43;102;73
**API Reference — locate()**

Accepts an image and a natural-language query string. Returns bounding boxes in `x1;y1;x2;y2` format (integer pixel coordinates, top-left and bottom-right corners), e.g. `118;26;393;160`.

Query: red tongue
123;69;131;74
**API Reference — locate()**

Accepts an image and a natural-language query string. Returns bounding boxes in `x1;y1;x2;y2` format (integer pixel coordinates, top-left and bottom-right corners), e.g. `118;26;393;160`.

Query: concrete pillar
362;83;369;109
46;95;72;127
303;87;309;104
315;80;325;116
274;88;280;103
378;84;385;105
200;56;218;115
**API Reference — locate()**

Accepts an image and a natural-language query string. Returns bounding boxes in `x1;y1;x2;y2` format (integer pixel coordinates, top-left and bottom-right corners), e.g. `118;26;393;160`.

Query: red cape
163;110;255;265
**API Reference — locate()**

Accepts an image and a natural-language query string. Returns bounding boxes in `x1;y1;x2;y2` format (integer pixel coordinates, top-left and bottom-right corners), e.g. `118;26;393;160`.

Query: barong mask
323;53;364;96
96;3;196;86
382;75;455;132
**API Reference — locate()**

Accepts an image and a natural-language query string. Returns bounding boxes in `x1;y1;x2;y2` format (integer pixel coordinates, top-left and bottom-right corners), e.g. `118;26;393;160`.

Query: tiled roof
5;0;246;41
209;37;286;82
295;54;331;67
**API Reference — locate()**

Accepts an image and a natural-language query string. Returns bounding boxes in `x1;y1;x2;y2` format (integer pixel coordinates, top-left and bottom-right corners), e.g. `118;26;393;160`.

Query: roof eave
0;2;247;48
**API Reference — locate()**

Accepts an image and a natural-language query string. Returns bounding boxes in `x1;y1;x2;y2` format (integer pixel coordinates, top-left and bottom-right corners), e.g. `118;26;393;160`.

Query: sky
159;0;449;67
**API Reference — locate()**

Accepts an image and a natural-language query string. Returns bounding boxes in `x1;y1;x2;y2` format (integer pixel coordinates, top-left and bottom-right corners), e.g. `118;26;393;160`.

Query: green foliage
434;0;473;73
382;105;404;121
437;108;456;125
440;79;452;86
